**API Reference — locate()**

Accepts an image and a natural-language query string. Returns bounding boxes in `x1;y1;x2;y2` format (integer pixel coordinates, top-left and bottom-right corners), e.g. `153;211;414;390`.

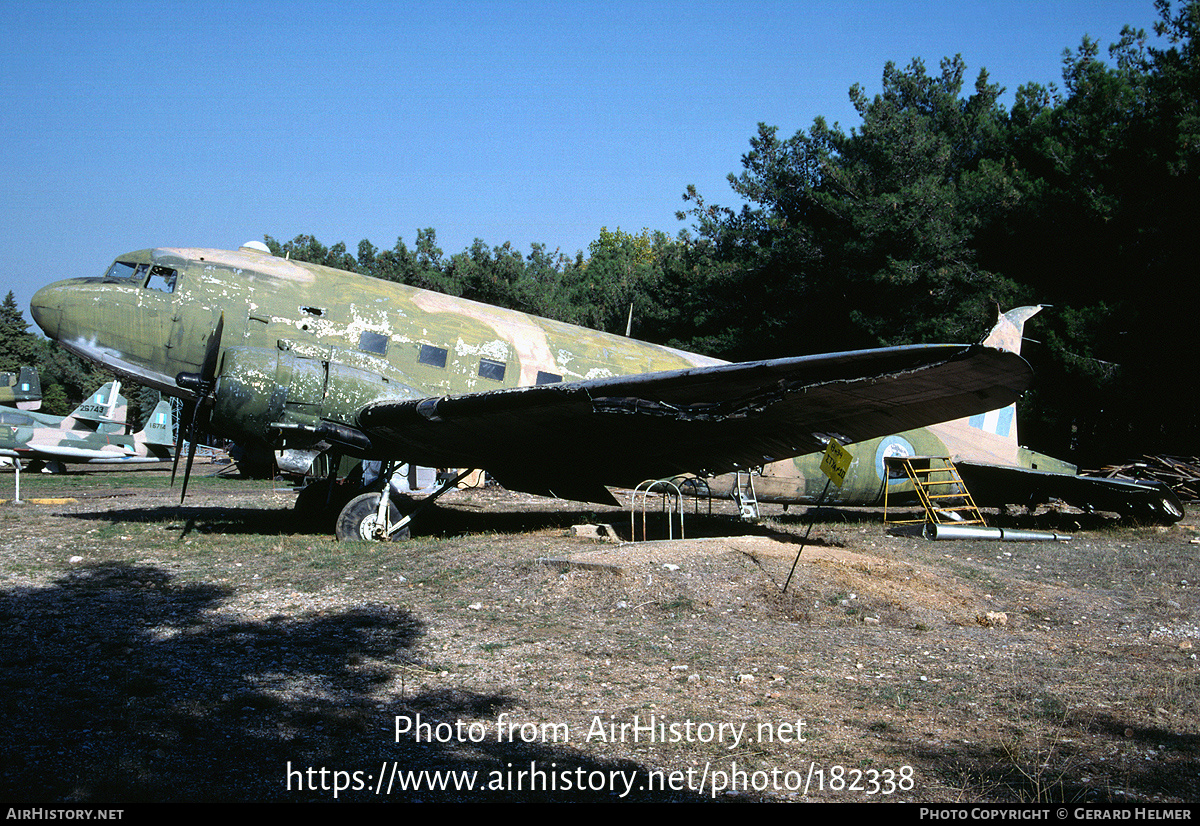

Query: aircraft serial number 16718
31;242;1031;540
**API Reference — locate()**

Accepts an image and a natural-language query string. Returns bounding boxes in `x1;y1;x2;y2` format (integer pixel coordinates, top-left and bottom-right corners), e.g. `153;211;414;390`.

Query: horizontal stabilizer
956;461;1185;523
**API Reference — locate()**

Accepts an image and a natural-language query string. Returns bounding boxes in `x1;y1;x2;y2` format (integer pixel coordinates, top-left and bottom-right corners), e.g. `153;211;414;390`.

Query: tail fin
0;367;41;410
959;306;1044;465
138;400;175;448
65;381;128;431
982;305;1043;354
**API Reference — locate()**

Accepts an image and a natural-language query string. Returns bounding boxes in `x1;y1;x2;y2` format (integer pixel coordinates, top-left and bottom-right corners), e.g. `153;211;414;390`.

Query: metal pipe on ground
922;523;1072;541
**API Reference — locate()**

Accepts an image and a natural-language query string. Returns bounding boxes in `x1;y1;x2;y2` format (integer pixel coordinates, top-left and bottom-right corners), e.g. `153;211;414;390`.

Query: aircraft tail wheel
335;492;411;542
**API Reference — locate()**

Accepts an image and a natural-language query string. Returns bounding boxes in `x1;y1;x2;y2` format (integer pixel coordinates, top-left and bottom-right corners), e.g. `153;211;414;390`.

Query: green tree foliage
517;242;576;320
444;239;527;307
263;235;358;272
822;58;1026;344
0;291;39;373
556;227;669;335
676;1;1200;461
983;1;1200;459
40;383;68;416
676;57;1026;360
269;230;459;295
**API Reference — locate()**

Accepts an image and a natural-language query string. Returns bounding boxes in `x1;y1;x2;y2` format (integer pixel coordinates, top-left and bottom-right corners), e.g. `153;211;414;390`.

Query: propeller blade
179;432;200;503
173;315;224;504
201;313;224;383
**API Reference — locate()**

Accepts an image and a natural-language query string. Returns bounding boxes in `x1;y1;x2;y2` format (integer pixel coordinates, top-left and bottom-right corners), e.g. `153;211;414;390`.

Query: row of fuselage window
105;262;568;387
406;341;562;386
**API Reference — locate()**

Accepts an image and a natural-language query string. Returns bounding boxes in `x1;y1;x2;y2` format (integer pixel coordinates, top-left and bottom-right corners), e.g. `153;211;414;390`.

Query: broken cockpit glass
101;261;177;293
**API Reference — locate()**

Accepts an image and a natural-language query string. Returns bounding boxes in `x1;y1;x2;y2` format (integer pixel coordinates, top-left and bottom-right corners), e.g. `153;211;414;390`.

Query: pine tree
0;291;38;373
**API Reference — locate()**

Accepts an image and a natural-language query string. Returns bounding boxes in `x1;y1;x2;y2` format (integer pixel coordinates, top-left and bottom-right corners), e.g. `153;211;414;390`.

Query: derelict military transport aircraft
31;242;1032;540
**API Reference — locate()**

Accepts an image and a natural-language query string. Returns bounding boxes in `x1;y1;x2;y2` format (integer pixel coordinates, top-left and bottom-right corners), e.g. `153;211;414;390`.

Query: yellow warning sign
819;438;853;487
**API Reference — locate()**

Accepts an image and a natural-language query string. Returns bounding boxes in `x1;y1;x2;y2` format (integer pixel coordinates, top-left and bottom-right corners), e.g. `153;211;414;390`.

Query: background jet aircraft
706;306;1184;523
30;243;1032;539
0;381;174;471
2;379;125;431
0;367;41;410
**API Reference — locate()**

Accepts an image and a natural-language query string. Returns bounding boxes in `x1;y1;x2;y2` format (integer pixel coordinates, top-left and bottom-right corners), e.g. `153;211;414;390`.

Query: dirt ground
1;467;1197;803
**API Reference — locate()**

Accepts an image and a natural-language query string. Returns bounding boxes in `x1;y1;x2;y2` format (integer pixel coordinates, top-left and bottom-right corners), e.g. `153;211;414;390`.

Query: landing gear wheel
335;492;411;542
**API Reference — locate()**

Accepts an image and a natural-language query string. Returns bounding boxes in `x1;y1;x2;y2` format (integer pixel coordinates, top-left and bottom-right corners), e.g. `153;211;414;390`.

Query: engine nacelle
210;345;421;453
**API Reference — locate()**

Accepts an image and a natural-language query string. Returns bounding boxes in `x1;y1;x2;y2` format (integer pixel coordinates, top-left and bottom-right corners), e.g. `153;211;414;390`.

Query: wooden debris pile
1086;455;1200;502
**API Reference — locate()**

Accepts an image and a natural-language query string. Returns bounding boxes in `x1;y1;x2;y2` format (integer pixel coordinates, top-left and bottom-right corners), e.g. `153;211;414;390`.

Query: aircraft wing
956;461;1185;524
357;340;1032;504
358;343;1032;504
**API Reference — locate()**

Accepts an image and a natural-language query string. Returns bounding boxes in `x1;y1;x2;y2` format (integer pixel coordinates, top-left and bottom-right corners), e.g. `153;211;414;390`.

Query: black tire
295;479;358;525
334;492;411;541
295;478;334;515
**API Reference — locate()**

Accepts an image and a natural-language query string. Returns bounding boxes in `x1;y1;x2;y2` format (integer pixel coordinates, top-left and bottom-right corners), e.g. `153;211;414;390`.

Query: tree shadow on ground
62;499;789;543
0;563;709;802
895;725;1200;804
849;691;1200;805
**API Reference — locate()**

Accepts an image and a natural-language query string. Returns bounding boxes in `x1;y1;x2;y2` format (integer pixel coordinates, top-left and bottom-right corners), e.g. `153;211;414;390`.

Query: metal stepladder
884;455;986;527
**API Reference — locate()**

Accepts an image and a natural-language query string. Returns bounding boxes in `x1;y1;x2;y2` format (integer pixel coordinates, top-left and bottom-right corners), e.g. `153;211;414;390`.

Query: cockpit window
102;261;178;292
145;265;177;293
103;261;148;283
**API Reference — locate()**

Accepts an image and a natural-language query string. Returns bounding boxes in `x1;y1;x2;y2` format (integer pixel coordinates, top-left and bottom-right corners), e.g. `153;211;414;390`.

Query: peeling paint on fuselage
32;246;727;456
710;413;1016;506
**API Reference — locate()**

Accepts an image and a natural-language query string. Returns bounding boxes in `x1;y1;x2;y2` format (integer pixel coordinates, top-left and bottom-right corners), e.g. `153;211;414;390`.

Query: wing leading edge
358;343;1033;504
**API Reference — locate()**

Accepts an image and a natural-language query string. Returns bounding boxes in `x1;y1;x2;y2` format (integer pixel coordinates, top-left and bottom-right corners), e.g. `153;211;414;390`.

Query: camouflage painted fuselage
0;368;41;411
31;246;723;458
0;388;172;466
708;413;1077;506
0;417;162;465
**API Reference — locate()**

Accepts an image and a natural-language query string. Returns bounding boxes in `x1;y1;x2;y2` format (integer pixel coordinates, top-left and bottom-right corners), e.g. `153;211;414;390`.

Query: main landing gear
336;491;409;541
332;465;473;542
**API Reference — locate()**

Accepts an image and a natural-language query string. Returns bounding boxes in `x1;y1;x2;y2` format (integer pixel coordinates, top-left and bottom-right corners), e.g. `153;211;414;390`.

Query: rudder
982;305;1043;354
140;400;175;447
66;381;127;430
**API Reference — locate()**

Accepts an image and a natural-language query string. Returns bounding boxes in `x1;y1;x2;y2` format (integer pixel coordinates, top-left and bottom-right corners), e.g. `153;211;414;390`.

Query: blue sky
1;0;1165;325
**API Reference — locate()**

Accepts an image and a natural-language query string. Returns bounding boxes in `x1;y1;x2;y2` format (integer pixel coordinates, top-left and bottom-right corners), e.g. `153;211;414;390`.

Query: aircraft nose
30;281;68;338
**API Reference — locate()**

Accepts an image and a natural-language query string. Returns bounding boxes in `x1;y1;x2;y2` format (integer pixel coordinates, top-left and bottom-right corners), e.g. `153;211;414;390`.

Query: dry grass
1;467;1197;802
